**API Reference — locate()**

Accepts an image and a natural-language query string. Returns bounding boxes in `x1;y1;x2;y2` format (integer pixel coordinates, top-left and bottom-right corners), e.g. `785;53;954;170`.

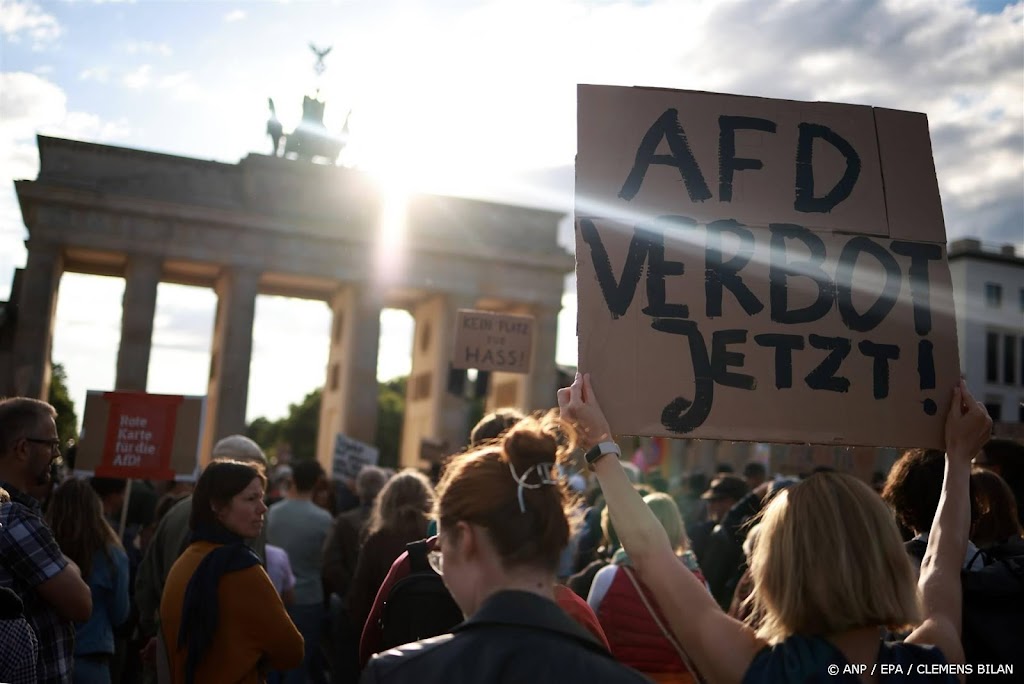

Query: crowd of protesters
0;374;1021;683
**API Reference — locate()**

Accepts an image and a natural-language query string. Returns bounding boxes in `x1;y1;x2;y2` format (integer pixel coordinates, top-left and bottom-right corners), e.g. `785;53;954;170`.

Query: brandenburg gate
1;135;572;468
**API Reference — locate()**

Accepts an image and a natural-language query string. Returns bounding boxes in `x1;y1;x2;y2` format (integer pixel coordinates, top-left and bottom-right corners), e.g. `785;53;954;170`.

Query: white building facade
948;238;1024;433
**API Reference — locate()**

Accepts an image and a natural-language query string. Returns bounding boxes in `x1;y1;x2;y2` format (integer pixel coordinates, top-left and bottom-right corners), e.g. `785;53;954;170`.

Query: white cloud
0;72;131;313
122;40;173;57
223;9;246;22
122;64;152;89
0;0;62;46
0;72;67;144
79;66;111;83
157;71;203;101
98;64;202;99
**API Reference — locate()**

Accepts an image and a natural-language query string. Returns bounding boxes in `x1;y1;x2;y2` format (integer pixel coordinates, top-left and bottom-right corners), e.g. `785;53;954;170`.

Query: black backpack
378;539;463;651
906;539;1024;677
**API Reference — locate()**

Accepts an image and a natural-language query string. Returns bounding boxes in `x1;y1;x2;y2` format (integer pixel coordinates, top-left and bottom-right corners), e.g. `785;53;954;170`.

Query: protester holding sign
560;373;991;684
360;414;649;684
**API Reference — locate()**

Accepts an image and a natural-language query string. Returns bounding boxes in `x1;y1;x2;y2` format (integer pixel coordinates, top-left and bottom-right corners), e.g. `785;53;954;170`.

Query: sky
1;0;1022;425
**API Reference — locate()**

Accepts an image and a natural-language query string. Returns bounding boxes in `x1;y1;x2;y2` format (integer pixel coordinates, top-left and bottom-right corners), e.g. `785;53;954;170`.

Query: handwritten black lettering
705;219;763;318
836;237;900;332
769;223;835;324
718;115;777;201
619;109;712;203
794;123;861;213
754;333;805;389
891;241;942;335
805;334;852;393
652;318;714;433
858;340;900;399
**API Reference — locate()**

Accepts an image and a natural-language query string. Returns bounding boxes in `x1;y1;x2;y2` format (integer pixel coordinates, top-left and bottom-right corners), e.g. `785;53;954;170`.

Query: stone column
115;254;162;391
527;303;560;412
317;285;382;474
400;294;474;468
202;267;259;464
9;241;63;399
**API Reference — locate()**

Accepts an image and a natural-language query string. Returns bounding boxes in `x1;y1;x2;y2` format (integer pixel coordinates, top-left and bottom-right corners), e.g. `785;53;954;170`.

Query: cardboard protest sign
332;433;380;480
77;391;204;480
452;310;534;374
575;85;959;449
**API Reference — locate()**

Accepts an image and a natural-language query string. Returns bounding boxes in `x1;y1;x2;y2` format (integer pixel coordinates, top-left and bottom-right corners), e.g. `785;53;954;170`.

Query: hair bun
501;411;577;472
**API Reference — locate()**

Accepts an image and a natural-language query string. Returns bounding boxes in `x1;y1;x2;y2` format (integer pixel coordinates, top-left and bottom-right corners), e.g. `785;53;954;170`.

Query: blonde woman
560;374;991;684
346;469;435;634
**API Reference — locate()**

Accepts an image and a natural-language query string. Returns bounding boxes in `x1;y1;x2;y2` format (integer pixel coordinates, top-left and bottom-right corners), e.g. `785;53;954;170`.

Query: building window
985;282;1002;307
1005;335;1018;386
1021;338;1024;386
984;401;1002;422
1020;288;1024;313
986;332;999;382
1019;402;1024;424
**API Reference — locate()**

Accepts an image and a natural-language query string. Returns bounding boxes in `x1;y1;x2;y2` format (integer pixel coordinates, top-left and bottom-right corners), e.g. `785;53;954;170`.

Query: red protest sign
78;391;204;480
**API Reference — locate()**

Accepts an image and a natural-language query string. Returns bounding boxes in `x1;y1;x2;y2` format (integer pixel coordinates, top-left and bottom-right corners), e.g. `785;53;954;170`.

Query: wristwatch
585;441;621;470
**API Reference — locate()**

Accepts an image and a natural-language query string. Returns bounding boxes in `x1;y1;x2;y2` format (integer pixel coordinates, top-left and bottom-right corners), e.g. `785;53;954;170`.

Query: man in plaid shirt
0;398;92;684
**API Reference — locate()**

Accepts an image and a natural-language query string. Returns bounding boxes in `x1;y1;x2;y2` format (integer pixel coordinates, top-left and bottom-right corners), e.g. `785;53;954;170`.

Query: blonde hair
644;492;688;553
749;472;921;643
367;469;434;538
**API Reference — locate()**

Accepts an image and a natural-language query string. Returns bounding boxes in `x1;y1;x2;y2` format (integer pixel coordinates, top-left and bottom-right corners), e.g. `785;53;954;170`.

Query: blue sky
2;0;1022;424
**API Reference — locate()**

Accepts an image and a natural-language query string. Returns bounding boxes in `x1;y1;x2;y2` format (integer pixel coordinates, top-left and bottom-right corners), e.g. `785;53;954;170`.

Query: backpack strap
621;565;707;684
406;539;431;574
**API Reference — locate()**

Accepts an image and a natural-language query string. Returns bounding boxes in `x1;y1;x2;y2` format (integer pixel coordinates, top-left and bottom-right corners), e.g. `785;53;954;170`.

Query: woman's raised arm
906;380;991;672
559;373;764;684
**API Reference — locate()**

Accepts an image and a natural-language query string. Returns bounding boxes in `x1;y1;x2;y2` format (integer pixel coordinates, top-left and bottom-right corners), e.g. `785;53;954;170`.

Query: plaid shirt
0;482;75;684
0;616;38;684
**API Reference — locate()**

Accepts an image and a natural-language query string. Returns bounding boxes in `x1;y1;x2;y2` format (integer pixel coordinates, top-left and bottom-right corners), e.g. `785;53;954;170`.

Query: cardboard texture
575;85;959;449
452;309;534;374
77;390;204;479
332;433;380;479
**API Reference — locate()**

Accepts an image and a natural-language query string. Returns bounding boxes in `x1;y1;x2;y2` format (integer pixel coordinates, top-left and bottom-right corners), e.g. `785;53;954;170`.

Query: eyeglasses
427;549;443;576
25;438;61;455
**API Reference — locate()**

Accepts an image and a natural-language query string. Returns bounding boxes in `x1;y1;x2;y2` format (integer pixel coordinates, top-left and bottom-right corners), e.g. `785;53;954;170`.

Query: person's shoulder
338;507;363;526
0;499;40;526
0;500;59;552
362;633;456;681
364;630;646;683
165;495;192;519
742;635;844;684
307;502;332;524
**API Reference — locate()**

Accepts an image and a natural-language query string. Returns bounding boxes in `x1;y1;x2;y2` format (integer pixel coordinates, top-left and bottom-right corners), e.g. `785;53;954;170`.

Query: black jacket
360;590;651;684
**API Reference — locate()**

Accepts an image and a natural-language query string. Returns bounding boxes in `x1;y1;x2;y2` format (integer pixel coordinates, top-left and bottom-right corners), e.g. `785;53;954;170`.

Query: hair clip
508;461;558;513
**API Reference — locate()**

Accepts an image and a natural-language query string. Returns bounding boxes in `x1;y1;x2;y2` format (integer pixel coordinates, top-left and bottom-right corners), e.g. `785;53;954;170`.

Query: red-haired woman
361;414;648;683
